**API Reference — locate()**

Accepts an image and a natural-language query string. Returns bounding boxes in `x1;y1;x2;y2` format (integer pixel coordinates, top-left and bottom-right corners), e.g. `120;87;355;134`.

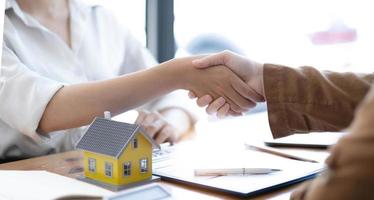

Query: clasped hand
131;51;264;144
186;50;265;117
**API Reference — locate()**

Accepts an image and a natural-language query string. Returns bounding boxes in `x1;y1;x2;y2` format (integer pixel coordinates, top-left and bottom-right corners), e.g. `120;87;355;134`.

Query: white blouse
0;0;169;160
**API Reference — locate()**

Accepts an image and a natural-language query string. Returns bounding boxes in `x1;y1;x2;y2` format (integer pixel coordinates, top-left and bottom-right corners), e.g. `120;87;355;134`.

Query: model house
76;112;160;188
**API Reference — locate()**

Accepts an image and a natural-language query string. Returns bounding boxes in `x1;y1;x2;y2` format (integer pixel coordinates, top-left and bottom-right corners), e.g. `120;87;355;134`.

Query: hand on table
135;110;178;144
188;51;265;118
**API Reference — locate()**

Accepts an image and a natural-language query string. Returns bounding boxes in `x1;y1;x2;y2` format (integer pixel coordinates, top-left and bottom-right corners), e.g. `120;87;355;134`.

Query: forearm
38;55;253;134
264;64;374;138
38;62;181;134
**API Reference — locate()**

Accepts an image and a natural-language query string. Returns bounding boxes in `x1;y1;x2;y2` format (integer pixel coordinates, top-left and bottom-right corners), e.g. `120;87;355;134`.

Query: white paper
153;141;324;196
0;170;113;200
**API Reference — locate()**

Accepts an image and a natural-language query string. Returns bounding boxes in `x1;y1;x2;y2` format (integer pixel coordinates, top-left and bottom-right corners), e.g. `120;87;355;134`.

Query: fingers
192;93;230;117
217;103;230;118
196;95;213;107
188;92;243;118
189;61;259;114
135;110;148;124
228;109;243;117
197;96;243;118
206;97;226;115
192;51;230;69
194;93;246;116
136;111;166;138
189;92;216;109
188;91;197;99
155;125;177;144
136;111;178;144
143;119;167;138
231;78;264;102
221;72;260;112
142;112;159;126
224;84;255;113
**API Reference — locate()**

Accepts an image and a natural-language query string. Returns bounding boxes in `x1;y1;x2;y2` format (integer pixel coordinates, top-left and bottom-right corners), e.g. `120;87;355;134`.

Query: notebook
264;132;346;148
152;142;325;198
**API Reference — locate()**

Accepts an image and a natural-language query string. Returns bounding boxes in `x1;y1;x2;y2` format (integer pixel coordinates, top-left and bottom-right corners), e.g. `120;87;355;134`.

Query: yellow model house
76;113;160;190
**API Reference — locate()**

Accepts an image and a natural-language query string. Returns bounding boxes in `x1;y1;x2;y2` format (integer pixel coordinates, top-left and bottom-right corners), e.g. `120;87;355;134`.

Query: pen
194;168;281;176
245;144;319;163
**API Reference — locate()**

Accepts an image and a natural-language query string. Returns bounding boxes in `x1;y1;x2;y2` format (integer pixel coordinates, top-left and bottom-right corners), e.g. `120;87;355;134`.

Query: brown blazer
263;64;374;199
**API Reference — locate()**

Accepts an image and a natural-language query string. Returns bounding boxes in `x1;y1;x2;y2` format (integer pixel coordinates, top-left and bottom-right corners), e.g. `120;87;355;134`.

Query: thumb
192;51;229;69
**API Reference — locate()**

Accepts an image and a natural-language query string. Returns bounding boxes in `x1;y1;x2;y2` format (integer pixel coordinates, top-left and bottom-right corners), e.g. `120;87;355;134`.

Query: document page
153;141;324;197
0;170;113;200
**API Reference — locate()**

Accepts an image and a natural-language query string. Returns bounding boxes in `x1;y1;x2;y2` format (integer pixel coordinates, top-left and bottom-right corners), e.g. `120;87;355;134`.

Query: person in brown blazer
189;50;374;199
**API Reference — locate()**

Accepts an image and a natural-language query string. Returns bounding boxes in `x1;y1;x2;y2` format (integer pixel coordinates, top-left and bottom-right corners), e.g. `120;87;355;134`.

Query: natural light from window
92;0;146;46
175;0;374;73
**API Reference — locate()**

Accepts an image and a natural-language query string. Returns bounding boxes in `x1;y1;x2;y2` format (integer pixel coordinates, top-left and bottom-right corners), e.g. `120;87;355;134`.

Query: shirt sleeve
0;44;64;141
263;64;374;138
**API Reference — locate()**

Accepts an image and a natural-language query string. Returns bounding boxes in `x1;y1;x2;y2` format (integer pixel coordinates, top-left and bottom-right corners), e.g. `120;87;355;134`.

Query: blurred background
94;0;373;73
93;0;373;114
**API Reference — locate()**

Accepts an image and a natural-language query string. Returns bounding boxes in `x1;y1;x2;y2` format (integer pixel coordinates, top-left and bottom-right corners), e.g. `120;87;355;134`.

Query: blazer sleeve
263;64;374;138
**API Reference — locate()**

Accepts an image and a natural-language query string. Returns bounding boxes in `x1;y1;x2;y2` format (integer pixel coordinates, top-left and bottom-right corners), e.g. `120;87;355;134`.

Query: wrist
246;60;265;100
158;57;195;90
155;60;185;91
256;62;265;99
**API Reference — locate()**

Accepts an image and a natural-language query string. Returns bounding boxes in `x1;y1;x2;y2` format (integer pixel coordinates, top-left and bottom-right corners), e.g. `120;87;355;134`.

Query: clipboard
152;142;324;198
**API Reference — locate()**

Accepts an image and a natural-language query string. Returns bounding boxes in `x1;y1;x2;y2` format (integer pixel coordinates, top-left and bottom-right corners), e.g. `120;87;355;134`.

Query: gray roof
76;117;159;158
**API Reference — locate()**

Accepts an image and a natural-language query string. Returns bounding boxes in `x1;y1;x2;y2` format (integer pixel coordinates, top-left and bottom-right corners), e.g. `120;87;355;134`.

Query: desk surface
0;113;326;199
0;150;301;200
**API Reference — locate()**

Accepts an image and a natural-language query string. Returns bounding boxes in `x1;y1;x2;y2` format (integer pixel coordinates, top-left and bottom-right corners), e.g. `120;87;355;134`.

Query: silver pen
194;168;281;176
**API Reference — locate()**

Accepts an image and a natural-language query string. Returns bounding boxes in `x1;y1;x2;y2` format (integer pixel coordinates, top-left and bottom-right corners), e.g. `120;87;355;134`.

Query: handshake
169;50;266;118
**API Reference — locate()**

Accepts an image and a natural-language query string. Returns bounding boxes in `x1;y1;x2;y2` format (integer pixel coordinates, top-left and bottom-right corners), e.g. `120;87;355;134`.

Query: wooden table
0;150;302;199
0;113;326;199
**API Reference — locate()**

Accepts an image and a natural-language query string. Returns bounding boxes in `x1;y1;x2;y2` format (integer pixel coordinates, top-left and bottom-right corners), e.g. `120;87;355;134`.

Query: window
174;0;374;73
105;162;113;177
123;162;131;176
140;158;148;173
92;0;147;46
88;158;96;172
132;137;138;149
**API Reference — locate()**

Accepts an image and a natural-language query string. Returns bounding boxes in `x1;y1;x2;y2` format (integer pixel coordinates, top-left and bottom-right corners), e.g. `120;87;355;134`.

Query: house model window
123;162;131;176
140;158;148;173
105;162;113;177
88;158;96;172
132;137;138;149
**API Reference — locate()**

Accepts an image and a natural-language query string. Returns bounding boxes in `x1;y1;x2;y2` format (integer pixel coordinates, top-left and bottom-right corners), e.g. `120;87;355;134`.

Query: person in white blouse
0;0;255;161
